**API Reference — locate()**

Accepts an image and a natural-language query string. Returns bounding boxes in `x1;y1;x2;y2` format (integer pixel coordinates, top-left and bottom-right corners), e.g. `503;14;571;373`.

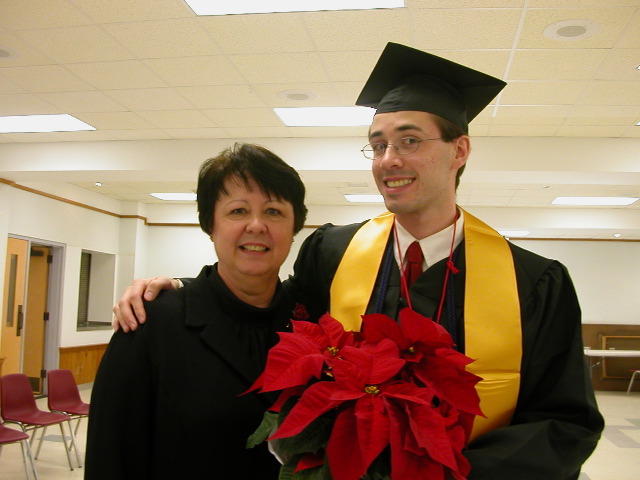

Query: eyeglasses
361;137;442;160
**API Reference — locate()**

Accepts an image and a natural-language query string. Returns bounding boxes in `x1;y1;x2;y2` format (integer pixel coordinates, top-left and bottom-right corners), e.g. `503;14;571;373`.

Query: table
584;349;640;358
584;349;640;369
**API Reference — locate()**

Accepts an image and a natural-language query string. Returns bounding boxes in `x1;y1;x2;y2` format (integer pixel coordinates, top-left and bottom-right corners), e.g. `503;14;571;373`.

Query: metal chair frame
626;369;640;395
0;423;40;480
46;369;89;462
0;374;80;470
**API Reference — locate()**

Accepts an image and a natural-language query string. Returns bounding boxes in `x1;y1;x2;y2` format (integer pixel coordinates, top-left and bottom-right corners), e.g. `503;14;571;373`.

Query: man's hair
197;143;308;236
432;115;468;189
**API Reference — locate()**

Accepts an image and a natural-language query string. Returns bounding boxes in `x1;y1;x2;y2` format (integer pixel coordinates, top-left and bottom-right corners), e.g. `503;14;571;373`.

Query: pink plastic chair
0;373;80;470
47;369;90;436
0;423;39;479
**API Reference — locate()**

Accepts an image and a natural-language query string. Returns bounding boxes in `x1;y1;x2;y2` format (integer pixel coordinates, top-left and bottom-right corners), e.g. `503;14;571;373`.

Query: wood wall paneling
582;324;640;391
59;344;107;385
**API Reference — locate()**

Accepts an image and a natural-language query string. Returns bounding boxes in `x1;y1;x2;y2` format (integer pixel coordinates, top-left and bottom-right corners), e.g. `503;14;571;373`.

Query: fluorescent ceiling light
151;193;197;201
185;1;404;15
498;230;530;238
0;114;95;133
552;196;639;206
344;194;384;203
275;107;375;127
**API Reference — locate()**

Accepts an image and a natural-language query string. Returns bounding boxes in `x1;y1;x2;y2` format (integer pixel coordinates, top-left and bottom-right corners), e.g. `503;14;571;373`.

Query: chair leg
626;371;639;395
73;417;83;437
34;426;47;459
21;439;40;480
66;418;82;468
57;422;75;471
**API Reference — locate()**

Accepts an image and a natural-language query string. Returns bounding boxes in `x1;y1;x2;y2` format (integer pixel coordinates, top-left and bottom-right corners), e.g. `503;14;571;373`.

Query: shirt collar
393;210;465;270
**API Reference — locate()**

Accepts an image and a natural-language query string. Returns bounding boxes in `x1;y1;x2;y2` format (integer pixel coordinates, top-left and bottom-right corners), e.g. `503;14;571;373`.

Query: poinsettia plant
247;308;483;480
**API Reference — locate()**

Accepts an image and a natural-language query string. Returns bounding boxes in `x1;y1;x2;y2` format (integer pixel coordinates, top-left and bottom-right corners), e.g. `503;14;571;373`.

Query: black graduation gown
285;222;604;480
85;265;292;480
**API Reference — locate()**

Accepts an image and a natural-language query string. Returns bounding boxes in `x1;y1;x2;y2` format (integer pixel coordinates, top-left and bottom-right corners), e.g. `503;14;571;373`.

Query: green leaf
247;411;279;448
272;414;333;458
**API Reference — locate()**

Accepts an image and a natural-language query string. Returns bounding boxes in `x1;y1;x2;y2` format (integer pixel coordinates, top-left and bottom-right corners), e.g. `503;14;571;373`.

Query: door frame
6;235;65;383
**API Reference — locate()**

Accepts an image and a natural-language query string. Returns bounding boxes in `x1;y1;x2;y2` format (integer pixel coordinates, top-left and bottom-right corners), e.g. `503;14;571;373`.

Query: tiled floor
1;386;638;479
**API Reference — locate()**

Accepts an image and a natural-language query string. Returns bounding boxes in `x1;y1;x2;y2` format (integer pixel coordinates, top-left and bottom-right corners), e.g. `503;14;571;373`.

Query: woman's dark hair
432;115;468;189
197;143;308;236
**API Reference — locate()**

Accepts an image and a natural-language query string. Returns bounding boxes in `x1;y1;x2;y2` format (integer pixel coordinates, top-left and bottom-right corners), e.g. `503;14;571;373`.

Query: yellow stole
329;209;522;441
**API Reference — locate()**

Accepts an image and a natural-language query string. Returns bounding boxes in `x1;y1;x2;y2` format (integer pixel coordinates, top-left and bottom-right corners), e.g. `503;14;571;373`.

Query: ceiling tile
579;80;640;105
0;32;57;67
37;91;127;112
319;50;382;82
556;125;632;137
508;49;607;80
101;129;173;140
220;126;293;138
0;93;63;115
301;9;410;51
16;26;135;63
0;76;25;95
0;0;92;30
203;108;282;128
66;61;168;89
69;0;193;23
489;124;560;136
162;128;233;139
230;52;329;84
104;88;195;110
137;110;216;129
595;49;640;80
500;80;589;104
0;65;94;92
76;111;155;129
250;83;346;108
143;56;244;86
102;19;219;59
199;13;314;54
410;9;522;50
494;105;573;121
614;8;640;48
518;7;636;49
568;105;640;125
176;85;267;109
413;0;526;6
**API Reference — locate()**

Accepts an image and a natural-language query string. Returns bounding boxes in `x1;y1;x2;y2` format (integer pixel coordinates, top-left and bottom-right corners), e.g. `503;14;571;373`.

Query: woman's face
210;176;295;286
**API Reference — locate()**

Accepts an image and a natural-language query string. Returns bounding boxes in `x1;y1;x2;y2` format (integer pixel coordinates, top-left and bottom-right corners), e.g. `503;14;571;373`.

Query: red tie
404;241;424;288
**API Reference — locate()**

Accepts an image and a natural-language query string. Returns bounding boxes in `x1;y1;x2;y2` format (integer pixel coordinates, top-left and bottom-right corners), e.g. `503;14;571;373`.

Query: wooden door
23;246;50;393
1;238;29;375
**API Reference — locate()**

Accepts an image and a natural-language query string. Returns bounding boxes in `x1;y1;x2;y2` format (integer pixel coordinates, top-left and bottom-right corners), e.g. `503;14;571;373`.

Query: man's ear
452;135;471;170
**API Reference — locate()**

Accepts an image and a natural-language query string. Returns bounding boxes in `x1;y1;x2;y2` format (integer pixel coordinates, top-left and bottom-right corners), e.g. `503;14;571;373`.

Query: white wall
510;239;640;325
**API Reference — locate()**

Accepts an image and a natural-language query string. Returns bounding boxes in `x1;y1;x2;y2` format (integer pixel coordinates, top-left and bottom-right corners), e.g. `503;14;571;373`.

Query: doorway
1;237;62;393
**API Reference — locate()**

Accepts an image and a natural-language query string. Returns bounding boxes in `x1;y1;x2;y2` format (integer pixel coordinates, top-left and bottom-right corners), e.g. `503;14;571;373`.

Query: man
114;43;603;479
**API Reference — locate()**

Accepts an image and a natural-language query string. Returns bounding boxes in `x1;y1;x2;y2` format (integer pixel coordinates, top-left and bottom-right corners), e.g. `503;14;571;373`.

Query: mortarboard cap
356;42;506;133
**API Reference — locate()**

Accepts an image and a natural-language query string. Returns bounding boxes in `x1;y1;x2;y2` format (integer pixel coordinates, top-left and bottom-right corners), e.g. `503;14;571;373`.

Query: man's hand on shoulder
112;276;180;332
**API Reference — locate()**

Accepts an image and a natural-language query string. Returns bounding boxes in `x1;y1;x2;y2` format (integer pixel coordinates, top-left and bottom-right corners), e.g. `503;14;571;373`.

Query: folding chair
0;423;39;480
627;369;640;395
46;369;90;438
0;373;80;470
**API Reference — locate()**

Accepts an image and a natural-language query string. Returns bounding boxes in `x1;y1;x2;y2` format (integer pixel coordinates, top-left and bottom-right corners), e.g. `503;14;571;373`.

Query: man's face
369;111;468;220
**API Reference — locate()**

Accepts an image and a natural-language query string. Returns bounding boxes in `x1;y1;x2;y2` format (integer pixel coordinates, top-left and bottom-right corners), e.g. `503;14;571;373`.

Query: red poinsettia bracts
249;309;483;480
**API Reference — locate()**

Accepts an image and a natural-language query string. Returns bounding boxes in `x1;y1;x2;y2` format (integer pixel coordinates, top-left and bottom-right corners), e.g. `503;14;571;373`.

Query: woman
85;143;308;479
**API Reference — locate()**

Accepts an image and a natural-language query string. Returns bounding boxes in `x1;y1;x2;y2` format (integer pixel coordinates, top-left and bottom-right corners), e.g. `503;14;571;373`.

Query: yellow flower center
364;385;380;395
326;346;339;356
